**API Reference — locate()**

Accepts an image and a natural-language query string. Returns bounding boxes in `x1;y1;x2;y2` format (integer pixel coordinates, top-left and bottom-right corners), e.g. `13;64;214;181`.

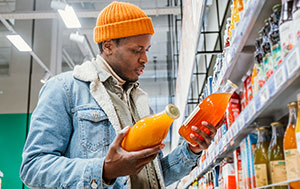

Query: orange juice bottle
122;104;179;151
296;94;300;177
284;102;300;188
179;80;238;146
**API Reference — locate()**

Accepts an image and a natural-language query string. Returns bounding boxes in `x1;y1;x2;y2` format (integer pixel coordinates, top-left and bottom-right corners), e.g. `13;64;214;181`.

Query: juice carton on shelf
233;147;243;188
222;159;237;189
246;133;258;188
240;138;251;189
226;92;241;127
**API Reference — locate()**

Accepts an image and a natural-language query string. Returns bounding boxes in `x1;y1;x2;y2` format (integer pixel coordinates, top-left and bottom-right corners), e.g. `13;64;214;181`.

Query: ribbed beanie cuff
94;1;155;43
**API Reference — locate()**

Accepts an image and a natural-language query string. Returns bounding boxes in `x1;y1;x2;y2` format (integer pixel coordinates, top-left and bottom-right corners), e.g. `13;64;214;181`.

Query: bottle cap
270;122;282;127
257;126;269;130
273;4;281;11
288;101;297;108
165;104;180;119
227;80;238;90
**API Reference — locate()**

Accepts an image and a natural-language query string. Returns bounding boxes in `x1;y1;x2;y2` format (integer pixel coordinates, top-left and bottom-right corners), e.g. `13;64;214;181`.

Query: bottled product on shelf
268;122;288;188
179;80;238;145
279;0;295;58
283;102;300;188
254;126;271;187
121;104;179;151
181;0;300;187
297;94;300;169
226;92;241;127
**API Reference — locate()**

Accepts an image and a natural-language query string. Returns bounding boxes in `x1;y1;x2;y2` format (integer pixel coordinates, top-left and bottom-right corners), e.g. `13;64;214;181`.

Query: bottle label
297;132;300;172
294;10;300;42
285;148;300;180
269;160;287;183
280;21;295;57
297;132;300;152
183;106;200;126
254;164;268;187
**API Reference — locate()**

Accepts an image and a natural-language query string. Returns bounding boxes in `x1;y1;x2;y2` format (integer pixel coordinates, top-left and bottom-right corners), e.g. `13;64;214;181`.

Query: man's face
107;34;152;82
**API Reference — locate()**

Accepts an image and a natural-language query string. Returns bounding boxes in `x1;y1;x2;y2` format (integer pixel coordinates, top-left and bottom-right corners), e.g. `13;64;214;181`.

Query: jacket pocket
78;108;110;152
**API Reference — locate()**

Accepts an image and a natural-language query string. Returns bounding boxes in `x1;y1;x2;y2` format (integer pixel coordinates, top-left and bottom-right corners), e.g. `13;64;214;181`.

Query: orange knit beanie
94;1;155;43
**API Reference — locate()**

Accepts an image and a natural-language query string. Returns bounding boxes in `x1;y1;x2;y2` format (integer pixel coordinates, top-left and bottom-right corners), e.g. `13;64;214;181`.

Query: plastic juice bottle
293;0;300;42
122;104;180;151
270;4;283;71
262;18;274;80
254;126;271;187
237;0;244;18
283;102;300;188
268;122;288;188
296;94;300;173
279;0;295;58
179;81;238;146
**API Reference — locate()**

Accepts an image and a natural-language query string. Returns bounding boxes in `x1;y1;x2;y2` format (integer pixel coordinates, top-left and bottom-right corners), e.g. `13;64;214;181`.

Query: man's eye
133;49;141;54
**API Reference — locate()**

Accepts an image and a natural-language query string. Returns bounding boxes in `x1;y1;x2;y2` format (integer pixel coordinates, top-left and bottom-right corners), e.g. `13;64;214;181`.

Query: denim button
91;179;98;188
94;111;98;119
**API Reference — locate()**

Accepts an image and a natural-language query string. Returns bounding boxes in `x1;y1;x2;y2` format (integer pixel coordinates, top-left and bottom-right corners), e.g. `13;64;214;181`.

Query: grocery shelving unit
256;178;300;189
181;0;300;187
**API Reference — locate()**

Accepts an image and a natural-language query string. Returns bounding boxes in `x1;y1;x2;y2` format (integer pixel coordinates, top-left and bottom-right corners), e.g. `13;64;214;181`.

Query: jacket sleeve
159;141;200;186
20;75;115;188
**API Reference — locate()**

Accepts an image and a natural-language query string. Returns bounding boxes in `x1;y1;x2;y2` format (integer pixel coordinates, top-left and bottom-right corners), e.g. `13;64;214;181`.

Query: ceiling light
6;34;32;52
69;32;85;43
50;0;66;10
40;71;51;84
58;5;81;28
0;90;3;95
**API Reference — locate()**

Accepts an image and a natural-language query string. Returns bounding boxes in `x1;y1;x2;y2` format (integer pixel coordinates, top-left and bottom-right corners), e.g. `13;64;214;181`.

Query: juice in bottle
268;122;288;188
122;104;180;151
254;126;271;187
284;102;300;188
279;0;295;57
179;80;238;146
296;94;300;173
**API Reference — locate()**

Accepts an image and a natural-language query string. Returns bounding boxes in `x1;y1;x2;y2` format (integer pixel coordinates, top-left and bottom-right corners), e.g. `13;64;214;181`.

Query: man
20;1;217;188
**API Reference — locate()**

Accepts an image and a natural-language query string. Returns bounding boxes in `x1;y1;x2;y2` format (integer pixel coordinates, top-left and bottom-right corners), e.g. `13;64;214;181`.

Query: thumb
114;126;130;146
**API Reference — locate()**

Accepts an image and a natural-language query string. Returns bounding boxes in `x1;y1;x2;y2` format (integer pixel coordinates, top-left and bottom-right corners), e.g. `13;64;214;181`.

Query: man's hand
103;126;164;183
188;121;218;154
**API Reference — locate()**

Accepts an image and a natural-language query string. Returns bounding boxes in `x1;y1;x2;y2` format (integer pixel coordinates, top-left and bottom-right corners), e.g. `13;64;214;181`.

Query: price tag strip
260;84;270;107
286;48;300;78
248;101;256;120
274;64;287;91
238;113;245;129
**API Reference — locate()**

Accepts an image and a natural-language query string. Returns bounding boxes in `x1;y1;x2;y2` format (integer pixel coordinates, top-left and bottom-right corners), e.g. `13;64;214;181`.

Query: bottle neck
288;106;297;125
272;125;285;139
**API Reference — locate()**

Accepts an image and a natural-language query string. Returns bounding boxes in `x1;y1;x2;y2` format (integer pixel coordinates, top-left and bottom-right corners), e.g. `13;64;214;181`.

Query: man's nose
139;51;148;64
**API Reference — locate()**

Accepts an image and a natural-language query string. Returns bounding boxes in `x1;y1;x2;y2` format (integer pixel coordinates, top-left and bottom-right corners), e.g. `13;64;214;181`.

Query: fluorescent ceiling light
6;34;32;52
50;0;66;10
58;5;81;28
69;32;85;43
40;71;51;84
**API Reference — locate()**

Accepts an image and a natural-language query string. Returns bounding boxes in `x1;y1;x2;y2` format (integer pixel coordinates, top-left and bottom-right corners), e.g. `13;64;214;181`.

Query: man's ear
102;40;114;56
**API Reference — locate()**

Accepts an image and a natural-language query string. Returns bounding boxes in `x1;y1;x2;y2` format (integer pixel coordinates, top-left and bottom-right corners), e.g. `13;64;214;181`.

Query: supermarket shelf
216;0;281;87
256;178;300;189
183;42;300;189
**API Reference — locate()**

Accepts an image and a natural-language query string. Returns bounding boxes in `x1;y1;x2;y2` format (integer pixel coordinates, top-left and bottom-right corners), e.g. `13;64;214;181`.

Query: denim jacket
20;58;200;188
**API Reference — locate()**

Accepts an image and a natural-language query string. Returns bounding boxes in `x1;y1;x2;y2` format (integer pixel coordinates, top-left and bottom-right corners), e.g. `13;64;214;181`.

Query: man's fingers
114;126;130;146
191;126;211;144
130;144;162;160
136;154;158;167
202;121;217;137
190;133;209;149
